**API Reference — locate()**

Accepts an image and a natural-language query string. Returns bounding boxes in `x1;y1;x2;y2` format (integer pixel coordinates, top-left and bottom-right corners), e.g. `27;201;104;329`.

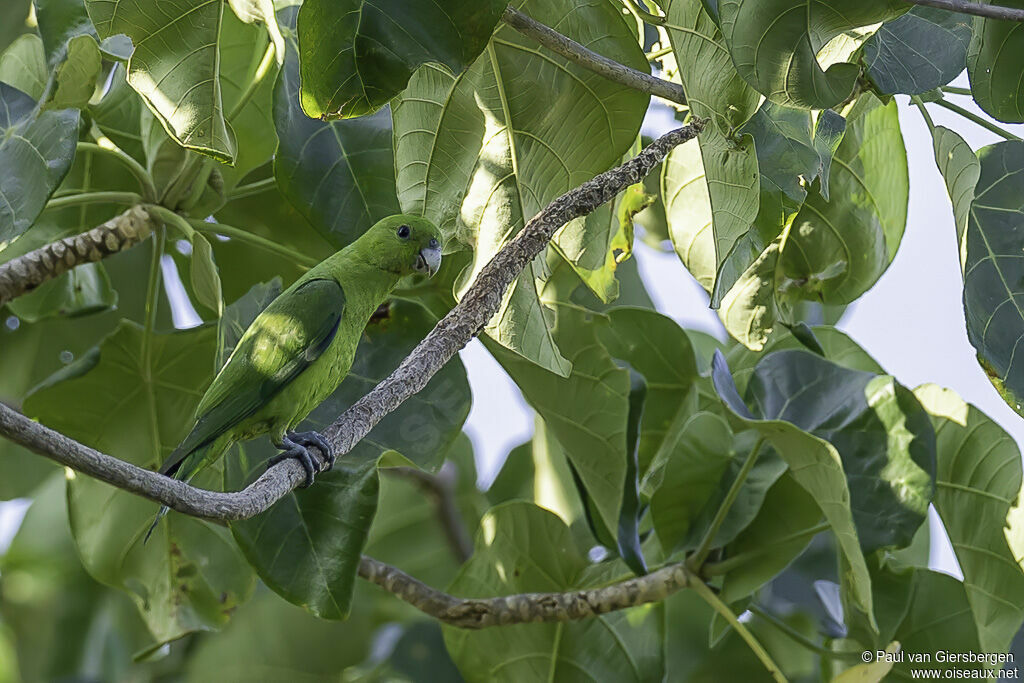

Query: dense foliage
1;0;1024;680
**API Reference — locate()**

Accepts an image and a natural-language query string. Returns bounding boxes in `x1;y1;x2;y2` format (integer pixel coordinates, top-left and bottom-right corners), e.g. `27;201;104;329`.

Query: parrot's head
361;214;443;278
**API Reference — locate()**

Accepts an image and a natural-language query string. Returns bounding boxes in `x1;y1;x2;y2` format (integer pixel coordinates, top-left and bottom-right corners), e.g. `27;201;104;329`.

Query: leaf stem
625;0;666;25
702;523;830;576
147;204;195;238
932;98;1022;141
76;142;158;201
748;605;861;662
46;191;143;211
227;42;277;122
911;95;936;131
646;46;673;61
141;225;165;375
689;437;766;570
227;176;277;201
940;85;973;96
188;218;320;269
688;579;788;682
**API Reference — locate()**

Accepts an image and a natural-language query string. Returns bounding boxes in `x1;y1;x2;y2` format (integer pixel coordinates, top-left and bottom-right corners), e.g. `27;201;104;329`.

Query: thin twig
902;0;1024;21
0;206;153;309
387;463;473;563
0;122;703;520
357;555;690;628
188;218;320;268
227;177;277;201
932;98;1023;141
689;580;788;683
501;6;686;106
46;191;142;211
76;142;158;201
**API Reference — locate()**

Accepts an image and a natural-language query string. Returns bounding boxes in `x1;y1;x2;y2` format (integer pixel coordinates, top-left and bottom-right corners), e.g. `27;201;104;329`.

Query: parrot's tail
144;442;212;544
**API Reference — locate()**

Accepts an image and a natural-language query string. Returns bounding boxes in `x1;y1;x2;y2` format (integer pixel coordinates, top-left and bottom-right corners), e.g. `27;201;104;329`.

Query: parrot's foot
267;431;333;488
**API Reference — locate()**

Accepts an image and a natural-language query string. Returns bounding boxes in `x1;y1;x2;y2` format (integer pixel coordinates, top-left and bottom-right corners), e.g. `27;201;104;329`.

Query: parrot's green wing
159;278;346;477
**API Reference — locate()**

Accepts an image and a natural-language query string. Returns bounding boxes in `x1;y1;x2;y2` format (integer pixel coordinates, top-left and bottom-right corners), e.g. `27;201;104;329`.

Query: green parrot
148;215;442;538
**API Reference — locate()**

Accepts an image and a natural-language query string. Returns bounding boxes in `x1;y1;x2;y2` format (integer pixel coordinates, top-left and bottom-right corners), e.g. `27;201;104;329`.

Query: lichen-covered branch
358;556;691;628
501;6;687;106
0;122;703;519
0;206;153;309
902;0;1024;21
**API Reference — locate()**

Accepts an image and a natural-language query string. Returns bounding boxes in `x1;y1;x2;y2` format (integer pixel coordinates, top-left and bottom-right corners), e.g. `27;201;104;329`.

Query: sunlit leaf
393;0;648;375
0;34;46;99
86;0;236;161
915;385;1024;654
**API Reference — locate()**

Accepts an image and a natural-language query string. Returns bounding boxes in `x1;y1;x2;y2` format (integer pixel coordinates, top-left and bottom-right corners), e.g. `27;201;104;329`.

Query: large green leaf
713;350;902;630
228;299;471;619
718;94;907;349
185;589;378;682
488;303;629;540
86;0;236;161
649;412;786;553
915;385;1024;654
296;0;505;120
739;349;936;552
274;9;399;249
862;5;972;96
891;571;986;679
962;140;1024;416
46;34;102;110
718;0;906;109
22;321;256;647
967;2;1024;123
0;82;80;242
392;0;648;375
443;503;664;682
596;307;699;474
0;34;46;99
659;0;761;304
719;472;824;603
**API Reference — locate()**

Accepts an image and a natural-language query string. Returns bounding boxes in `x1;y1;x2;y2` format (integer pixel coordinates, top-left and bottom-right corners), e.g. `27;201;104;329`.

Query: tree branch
500;7;687;106
902;0;1024;21
0;206;154;309
0;122;704;520
357;556;691;628
387;463;473;563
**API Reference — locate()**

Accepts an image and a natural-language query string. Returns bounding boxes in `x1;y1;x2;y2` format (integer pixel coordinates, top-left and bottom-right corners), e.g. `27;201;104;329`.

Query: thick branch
358;556;691;628
0;122;703;520
501;7;687;106
0;206;153;309
902;0;1024;21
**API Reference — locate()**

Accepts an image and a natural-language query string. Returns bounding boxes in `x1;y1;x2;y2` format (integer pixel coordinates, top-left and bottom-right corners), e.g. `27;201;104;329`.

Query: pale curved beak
416;240;442;277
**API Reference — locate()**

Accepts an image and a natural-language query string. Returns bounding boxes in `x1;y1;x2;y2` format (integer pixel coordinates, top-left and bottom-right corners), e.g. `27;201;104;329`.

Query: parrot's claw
267;431;332;488
291;431;335;471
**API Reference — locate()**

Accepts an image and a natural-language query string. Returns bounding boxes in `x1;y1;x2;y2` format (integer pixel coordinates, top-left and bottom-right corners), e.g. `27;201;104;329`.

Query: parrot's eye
397;225;411;239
